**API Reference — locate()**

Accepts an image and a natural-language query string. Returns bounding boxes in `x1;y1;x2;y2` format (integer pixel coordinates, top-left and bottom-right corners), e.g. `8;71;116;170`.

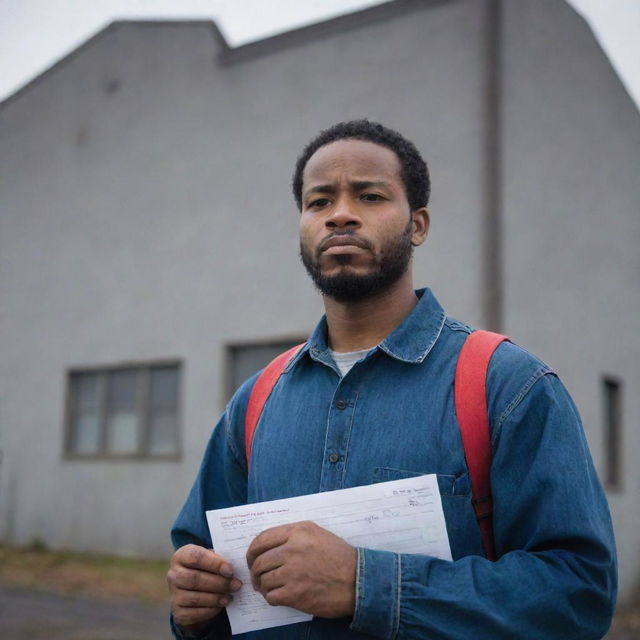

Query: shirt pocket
371;466;470;496
371;467;484;559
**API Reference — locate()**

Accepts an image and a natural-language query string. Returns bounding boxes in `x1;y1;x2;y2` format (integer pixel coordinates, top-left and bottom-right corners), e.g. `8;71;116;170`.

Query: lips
319;234;370;254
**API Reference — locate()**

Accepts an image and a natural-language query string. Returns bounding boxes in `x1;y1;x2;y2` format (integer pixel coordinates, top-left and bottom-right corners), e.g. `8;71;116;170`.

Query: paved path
1;585;635;639
0;586;171;639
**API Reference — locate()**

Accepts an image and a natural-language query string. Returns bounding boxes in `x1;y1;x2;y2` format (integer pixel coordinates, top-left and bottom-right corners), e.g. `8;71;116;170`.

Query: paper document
206;474;451;635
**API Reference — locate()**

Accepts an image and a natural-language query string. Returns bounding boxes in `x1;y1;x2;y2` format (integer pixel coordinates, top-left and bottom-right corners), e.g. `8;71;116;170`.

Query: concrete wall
0;0;488;557
502;0;640;600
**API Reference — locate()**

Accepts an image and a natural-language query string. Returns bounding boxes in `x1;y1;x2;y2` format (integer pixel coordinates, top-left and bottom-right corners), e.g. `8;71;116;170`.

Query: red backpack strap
454;330;509;561
244;343;305;468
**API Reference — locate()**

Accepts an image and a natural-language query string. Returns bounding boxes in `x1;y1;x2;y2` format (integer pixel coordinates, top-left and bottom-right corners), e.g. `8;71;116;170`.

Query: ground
0;543;167;601
0;544;637;639
0;544;170;639
608;594;640;640
0;587;169;640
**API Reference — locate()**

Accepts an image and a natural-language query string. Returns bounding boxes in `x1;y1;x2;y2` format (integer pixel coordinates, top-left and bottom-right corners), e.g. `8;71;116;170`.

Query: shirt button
335;400;347;410
329;453;339;464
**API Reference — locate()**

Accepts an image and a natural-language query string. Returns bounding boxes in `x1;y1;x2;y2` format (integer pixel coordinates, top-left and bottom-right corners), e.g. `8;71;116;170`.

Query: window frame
602;375;623;492
63;359;182;461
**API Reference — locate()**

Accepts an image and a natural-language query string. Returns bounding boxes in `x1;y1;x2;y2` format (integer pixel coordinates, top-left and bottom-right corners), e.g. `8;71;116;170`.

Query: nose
325;197;361;230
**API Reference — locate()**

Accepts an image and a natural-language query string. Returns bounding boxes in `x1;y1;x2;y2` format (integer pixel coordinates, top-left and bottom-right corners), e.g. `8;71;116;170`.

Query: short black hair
292;119;430;211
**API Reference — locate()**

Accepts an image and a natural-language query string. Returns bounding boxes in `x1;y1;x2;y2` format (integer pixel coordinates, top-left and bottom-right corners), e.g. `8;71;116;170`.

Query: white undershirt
329;348;373;377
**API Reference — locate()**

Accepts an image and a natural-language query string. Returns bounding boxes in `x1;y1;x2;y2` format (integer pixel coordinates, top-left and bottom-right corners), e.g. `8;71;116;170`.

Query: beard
299;219;413;303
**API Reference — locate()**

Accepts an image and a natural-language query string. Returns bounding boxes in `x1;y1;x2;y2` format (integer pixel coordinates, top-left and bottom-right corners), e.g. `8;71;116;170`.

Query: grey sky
0;0;638;109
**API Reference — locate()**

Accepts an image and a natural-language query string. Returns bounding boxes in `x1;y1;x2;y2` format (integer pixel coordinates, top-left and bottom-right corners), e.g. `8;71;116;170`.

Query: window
603;376;622;490
65;362;181;459
226;340;305;403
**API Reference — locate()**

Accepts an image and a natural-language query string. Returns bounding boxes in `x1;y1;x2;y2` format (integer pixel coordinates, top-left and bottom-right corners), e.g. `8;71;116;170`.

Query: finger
249;548;286;590
255;566;287;594
262;585;290;608
169;566;242;594
174;589;234;610
246;524;297;567
175;544;235;577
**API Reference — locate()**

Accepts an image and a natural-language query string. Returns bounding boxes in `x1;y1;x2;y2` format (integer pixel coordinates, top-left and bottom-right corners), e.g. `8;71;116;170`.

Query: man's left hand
246;520;357;618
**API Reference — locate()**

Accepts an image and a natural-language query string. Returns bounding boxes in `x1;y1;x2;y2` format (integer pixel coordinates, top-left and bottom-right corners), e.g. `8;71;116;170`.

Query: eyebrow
351;180;391;191
303;180;392;200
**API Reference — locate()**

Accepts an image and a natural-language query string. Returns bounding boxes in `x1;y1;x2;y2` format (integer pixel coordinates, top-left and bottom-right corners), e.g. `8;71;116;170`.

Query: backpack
243;330;508;561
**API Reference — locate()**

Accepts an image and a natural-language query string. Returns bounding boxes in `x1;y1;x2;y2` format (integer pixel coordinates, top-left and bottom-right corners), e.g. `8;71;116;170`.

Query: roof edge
0;20;229;111
218;0;451;66
0;1;454;109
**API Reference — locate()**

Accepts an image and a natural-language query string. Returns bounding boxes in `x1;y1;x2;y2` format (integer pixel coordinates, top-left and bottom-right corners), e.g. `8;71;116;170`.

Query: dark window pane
106;412;138;454
72;415;100;454
603;377;622;489
69;373;100;454
108;370;137;410
229;342;302;400
150;367;178;411
72;373;98;411
148;412;178;455
148;367;179;455
106;370;138;454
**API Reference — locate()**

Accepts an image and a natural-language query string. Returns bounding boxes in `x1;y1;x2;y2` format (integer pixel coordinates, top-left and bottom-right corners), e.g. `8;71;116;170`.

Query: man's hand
246;521;357;618
167;544;242;630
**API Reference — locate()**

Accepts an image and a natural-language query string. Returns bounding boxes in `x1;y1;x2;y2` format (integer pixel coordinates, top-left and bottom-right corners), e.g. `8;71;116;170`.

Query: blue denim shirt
172;289;616;640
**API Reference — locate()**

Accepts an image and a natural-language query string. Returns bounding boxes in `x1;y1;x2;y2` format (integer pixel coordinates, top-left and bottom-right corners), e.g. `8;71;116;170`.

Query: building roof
0;0;441;110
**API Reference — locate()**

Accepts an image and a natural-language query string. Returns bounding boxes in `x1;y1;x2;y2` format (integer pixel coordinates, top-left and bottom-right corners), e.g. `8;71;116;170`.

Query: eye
307;198;331;209
360;193;383;202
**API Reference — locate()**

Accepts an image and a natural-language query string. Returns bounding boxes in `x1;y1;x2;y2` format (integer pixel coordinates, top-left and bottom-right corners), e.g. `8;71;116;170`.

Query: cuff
349;547;401;639
170;611;231;640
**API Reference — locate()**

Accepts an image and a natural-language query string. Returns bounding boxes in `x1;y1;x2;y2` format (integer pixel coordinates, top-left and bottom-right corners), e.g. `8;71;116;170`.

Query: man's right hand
168;544;242;630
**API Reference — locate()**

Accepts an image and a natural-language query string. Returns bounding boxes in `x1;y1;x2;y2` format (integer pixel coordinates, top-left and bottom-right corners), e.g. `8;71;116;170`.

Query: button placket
319;383;357;492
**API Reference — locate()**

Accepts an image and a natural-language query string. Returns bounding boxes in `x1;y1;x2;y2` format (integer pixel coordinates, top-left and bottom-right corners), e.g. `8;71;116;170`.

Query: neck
323;272;419;353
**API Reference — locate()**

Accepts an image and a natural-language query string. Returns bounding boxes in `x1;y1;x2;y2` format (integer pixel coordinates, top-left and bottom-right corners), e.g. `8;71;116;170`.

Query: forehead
302;139;402;187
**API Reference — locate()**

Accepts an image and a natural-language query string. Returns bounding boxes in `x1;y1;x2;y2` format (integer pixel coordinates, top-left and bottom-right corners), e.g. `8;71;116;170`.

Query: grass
0;543;170;603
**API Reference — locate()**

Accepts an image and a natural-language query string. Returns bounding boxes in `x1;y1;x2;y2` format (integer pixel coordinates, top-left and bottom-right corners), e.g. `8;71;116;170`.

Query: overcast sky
0;0;638;109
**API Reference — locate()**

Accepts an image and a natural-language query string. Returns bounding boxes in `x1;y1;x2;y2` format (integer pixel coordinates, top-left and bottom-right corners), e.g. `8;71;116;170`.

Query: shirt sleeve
350;372;617;639
170;612;231;640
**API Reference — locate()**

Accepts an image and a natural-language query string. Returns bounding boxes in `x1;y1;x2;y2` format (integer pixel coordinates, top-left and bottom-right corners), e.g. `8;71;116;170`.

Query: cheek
299;216;317;244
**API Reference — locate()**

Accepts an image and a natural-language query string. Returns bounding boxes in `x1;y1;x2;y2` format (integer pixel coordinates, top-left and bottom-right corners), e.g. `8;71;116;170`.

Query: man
168;120;616;639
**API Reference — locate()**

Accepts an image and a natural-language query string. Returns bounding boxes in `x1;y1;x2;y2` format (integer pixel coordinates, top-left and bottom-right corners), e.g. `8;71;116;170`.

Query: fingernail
220;564;233;578
219;596;232;607
230;578;242;592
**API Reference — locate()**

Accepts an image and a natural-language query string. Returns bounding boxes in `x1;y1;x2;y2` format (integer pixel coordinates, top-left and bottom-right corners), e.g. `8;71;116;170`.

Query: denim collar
289;288;446;370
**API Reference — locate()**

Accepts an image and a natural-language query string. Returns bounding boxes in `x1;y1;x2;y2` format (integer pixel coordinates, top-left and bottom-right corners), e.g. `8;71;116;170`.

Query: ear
410;207;429;247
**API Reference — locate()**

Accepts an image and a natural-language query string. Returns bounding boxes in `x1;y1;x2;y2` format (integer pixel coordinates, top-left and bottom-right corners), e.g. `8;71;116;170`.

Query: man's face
299;139;425;302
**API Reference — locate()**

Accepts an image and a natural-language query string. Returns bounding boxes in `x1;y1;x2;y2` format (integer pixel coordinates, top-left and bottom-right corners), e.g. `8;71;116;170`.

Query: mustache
317;232;373;257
